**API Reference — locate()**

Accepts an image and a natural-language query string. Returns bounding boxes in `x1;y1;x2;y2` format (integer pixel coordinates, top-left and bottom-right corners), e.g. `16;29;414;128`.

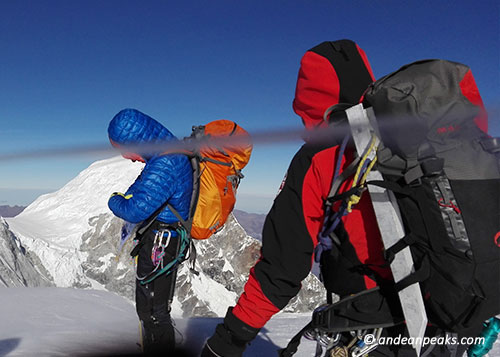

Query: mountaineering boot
141;318;175;355
201;308;260;357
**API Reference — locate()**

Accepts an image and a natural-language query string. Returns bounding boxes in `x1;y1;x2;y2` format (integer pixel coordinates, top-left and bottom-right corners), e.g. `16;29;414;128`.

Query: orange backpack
167;120;253;239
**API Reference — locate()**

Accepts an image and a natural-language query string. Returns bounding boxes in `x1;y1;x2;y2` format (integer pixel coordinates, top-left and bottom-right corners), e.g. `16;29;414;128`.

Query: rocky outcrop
0;218;53;287
79;212;325;316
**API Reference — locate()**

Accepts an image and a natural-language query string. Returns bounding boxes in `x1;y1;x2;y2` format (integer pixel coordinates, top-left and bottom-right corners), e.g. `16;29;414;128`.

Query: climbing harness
136;226;191;285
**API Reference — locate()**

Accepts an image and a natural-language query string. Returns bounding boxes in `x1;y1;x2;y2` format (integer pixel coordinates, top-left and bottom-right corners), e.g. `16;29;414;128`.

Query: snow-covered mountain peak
10;156;143;249
5;156;144;286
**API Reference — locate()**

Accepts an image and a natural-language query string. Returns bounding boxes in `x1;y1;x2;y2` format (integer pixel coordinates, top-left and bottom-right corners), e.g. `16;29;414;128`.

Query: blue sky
1;0;498;213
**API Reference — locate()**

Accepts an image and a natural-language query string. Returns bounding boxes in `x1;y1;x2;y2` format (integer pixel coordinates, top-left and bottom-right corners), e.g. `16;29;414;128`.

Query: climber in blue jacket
107;108;193;354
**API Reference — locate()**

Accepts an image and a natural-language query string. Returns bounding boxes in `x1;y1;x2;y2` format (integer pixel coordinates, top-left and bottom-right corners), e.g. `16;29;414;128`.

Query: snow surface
0;287;317;357
179;268;238;317
1;288;498;357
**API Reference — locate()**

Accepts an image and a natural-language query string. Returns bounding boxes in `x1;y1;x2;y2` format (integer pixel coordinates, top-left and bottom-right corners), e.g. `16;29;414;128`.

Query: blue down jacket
107;108;192;224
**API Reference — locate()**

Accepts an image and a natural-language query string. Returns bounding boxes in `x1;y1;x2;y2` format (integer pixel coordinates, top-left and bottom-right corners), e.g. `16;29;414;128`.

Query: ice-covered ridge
9;156;143;249
6;156;143;286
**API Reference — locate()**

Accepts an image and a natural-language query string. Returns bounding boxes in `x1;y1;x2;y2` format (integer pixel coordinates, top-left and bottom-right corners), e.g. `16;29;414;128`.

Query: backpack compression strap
278;287;404;356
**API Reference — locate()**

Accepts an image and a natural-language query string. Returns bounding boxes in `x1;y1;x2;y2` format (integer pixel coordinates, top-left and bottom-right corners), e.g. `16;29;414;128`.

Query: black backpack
281;59;499;357
360;59;500;334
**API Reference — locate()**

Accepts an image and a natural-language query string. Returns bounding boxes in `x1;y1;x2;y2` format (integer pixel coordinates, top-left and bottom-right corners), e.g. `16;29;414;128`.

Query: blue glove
121;221;137;241
201;308;260;357
118;221;138;254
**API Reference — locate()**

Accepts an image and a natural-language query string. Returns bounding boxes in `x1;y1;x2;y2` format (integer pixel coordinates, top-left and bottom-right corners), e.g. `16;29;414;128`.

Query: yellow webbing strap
110;192;133;199
346;134;378;213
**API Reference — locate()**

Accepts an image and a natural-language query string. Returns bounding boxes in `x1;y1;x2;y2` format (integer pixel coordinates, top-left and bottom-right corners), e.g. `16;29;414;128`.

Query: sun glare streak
0;107;497;162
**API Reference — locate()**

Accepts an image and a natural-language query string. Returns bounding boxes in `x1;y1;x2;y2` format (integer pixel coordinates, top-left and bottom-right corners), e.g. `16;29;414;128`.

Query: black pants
135;221;180;355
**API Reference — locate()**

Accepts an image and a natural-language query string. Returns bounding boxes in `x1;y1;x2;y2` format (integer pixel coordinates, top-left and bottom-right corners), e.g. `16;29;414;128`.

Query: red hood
293;40;375;130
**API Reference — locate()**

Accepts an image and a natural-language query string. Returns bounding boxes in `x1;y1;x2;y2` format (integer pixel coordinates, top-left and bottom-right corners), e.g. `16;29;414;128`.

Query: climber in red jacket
201;39;390;357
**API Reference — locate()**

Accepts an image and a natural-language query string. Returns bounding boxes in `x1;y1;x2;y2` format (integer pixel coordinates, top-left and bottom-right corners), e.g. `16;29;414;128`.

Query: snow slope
0;288;498;357
0;288;318;357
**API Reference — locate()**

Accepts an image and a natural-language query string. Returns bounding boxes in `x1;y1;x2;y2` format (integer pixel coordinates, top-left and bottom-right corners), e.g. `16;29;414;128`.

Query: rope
467;317;500;357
